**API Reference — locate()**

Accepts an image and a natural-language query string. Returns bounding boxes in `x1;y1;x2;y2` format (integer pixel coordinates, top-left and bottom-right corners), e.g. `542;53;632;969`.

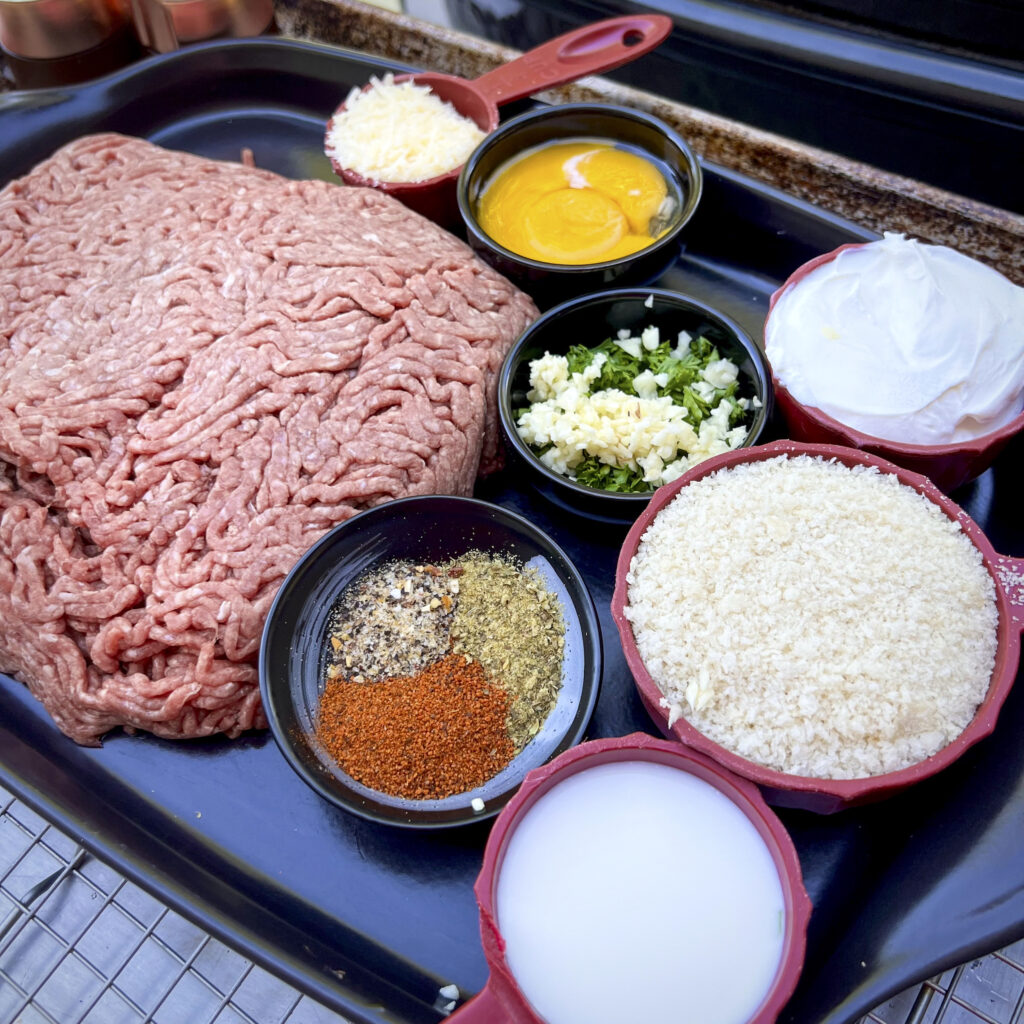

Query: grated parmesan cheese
325;73;487;184
624;455;999;779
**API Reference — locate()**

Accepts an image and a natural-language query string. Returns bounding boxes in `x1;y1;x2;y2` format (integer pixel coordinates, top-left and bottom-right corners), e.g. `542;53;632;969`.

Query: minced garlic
518;344;748;488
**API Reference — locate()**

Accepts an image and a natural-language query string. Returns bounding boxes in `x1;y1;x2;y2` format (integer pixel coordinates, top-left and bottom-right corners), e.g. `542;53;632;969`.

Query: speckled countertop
2;0;1023;285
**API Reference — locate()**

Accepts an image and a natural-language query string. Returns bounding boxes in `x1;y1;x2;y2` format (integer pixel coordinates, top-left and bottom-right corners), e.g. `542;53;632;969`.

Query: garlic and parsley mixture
516;322;759;492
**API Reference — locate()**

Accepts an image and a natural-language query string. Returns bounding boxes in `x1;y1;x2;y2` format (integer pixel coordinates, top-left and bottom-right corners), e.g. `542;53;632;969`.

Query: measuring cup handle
996;555;1024;634
472;13;673;108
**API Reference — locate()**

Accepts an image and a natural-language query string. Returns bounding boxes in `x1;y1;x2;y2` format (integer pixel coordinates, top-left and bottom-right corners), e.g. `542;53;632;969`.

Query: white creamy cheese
765;232;1024;445
325;74;486;184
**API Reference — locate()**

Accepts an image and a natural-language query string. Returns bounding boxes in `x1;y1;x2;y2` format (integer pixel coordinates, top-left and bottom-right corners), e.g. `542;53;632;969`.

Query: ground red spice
316;653;515;800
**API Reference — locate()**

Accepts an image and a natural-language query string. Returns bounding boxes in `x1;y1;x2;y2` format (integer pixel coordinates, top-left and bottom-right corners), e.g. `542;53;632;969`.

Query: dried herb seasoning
448;552;565;753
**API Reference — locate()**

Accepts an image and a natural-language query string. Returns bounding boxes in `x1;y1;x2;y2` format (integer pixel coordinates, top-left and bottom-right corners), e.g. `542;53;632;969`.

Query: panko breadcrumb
624;455;998;779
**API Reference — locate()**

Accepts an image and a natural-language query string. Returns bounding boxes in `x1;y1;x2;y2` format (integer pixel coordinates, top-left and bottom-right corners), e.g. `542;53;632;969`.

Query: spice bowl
259;495;602;828
497;287;773;523
612;439;1024;813
448;733;811;1024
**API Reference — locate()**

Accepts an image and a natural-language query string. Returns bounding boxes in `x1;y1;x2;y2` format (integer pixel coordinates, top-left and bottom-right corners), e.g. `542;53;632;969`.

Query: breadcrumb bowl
766;243;1024;494
259;495;602;828
611;440;1024;813
450;733;811;1023
497;288;773;523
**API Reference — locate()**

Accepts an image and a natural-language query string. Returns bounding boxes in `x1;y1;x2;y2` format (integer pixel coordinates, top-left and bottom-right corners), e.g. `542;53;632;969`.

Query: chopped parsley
515;323;756;493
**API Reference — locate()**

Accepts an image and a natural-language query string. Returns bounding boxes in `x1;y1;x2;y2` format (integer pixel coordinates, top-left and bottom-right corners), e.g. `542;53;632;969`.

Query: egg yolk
477;141;671;265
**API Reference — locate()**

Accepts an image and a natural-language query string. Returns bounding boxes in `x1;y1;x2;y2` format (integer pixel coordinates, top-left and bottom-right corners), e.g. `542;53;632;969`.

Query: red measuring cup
324;13;673;224
448;733;811;1023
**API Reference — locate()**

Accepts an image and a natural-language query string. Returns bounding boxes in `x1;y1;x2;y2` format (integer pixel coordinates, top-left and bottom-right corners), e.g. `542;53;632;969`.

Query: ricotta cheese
766;232;1024;445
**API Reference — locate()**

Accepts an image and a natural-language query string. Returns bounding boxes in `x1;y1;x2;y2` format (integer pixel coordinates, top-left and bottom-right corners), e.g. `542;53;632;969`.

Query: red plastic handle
471;14;673;107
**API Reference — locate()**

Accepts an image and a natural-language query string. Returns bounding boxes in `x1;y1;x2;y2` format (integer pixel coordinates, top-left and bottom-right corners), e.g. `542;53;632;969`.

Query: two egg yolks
477;142;669;265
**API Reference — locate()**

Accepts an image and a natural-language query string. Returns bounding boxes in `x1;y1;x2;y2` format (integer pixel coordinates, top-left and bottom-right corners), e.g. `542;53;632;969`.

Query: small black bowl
457;103;702;310
498;288;774;522
259;495;602;829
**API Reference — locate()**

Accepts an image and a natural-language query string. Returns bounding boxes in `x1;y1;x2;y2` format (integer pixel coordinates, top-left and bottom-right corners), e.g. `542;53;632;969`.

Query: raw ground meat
0;133;538;746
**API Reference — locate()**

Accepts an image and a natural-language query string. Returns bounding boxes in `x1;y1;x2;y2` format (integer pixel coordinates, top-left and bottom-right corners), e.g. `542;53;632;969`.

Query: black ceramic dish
259;495;602;828
457;103;702;309
498;287;774;522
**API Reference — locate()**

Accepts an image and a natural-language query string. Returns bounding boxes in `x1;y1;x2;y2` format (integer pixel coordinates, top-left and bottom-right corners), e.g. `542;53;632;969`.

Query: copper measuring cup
324;13;673;224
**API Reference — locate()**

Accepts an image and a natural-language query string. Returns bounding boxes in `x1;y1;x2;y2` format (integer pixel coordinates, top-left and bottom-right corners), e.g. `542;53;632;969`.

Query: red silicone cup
448;733;812;1024
765;242;1024;494
611;439;1024;814
324;14;672;226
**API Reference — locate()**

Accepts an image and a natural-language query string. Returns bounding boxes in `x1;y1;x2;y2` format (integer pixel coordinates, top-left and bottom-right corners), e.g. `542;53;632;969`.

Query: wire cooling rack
0;785;350;1024
3;781;1023;1024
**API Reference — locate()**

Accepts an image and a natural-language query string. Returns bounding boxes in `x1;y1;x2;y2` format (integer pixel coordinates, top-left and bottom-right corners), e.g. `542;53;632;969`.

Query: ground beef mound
0;133;538;746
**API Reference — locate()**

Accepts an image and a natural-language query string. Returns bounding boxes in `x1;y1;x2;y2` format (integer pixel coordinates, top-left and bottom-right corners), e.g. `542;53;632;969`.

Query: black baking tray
1;36;1022;1024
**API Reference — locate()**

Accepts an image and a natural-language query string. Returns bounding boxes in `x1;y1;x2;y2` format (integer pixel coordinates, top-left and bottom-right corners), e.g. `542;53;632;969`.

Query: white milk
495;760;786;1024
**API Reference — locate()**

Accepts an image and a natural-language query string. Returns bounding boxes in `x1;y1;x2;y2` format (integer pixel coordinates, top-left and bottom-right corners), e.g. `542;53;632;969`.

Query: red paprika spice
316;652;514;799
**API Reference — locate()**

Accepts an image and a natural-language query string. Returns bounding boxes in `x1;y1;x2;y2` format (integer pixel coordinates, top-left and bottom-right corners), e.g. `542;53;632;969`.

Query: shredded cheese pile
325;73;487;184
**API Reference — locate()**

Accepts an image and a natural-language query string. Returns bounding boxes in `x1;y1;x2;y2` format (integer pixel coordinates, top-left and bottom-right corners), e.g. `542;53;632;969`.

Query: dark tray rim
2;34;1021;1024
